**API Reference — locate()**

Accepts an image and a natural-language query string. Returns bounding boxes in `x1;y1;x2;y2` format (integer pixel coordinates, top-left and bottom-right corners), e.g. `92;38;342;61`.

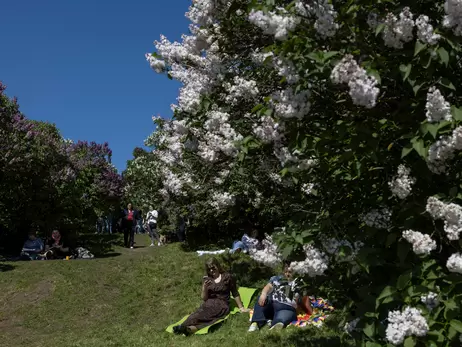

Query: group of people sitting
20;229;71;260
172;257;311;336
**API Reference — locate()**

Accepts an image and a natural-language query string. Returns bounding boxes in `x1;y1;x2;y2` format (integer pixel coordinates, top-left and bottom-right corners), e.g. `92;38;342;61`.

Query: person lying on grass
248;262;312;332
173;257;248;336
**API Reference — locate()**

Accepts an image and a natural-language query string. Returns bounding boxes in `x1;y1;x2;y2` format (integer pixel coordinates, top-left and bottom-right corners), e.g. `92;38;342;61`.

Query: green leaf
323;51;339;61
444;299;459;320
451;106;462;121
437;47;449;66
377;286;397;301
397;270;412;290
401;145;413;158
439;78;456;90
375;23;385;36
450;319;462;333
367;69;381;84
403;336;416;347
399;64;412;81
363;322;375;337
412;138;426;158
414;40;427;56
251;104;264;113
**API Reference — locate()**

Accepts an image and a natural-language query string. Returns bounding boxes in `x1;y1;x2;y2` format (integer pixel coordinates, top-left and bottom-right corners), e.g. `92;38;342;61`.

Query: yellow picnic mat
165;287;257;335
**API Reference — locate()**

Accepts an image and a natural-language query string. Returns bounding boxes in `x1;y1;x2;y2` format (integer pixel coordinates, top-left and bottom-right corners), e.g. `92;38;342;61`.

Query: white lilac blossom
210;191;235;210
145;54;166;73
416;15;441;44
269;172;283;184
382;7;415;49
301;183;314;195
294;0;339;38
426;196;462;240
198;110;243;161
421;292;439;310
274;146;298;167
323;238;363;263
273;56;300;84
425;87;451;123
271;88;311;119
386;307;429;345
361;208;392;229
427;126;462;173
447;253;462;274
253;116;284;143
367;13;379;29
249;234;282;267
248;8;300;40
289;244;329;277
224;76;260;105
443;0;462;36
402;230;437;255
331;55;379;108
298;158;318;170
344;318;360;334
252;191;262;208
389;165;415;199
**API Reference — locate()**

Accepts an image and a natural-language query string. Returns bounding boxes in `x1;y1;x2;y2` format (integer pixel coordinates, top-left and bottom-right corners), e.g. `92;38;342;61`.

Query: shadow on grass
77;233;122;257
219;253;275;288
262;331;344;347
0;263;15;272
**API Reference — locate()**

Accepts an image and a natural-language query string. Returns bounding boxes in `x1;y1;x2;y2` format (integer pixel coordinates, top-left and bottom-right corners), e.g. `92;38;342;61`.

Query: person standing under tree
122;203;136;249
146;207;161;246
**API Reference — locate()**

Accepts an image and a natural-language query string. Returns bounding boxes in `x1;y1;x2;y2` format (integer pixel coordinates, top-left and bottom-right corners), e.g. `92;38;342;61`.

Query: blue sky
1;0;189;171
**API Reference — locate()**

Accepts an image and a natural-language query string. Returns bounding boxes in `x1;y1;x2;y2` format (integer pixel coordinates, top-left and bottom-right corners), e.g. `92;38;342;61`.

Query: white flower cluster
249;234;282;267
269;172;283;184
344;317;360;334
367;13;379;29
389;165;415;199
402;230;437;255
295;0;339;38
323;238;363;262
248;8;299;40
427;126;462;173
273;146;298;167
426;196;462;240
421;292;439;310
443;0;462;36
224;76;260;105
210;191;235;210
426;87;451;123
253;116;284;143
289;244;329;277
271;88;311;119
382;7;415;49
386;307;429;345
331;55;379;108
416;15;441;45
145;54;166;73
198;110;243;161
298;158;318;170
361;207;392;229
301;183;314;195
447;252;462;274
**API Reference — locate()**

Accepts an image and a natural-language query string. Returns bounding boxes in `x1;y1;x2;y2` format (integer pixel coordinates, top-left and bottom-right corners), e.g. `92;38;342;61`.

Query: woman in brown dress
173;257;247;335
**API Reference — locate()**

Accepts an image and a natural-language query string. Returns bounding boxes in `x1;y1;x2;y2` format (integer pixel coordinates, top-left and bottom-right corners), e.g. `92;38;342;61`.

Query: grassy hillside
0;235;348;347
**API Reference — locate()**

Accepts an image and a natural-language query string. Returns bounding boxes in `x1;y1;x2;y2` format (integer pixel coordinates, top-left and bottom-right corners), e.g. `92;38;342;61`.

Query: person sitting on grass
44;230;71;259
248;262;306;332
20;230;44;260
173;257;248;336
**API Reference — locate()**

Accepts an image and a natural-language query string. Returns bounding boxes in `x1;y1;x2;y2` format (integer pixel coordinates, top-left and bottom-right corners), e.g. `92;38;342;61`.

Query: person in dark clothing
44;230;71;259
173;258;247;336
122;203;136;248
177;215;187;243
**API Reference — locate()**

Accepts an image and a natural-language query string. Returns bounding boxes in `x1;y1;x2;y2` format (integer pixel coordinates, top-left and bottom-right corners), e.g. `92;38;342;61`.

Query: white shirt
146;210;158;223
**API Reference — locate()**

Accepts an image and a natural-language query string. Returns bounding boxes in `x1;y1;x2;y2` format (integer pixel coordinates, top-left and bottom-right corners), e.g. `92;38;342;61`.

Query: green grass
0;235;348;347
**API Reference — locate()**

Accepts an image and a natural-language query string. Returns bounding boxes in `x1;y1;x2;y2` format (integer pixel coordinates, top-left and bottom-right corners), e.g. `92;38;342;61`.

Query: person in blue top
20;230;44;260
248;262;303;331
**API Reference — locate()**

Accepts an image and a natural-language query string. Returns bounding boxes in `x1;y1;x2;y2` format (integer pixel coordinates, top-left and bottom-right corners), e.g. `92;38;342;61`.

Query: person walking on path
146;207;161;246
122;203;136;248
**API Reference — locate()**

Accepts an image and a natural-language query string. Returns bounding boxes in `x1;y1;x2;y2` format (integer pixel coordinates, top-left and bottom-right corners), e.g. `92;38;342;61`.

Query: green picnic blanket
166;287;257;335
